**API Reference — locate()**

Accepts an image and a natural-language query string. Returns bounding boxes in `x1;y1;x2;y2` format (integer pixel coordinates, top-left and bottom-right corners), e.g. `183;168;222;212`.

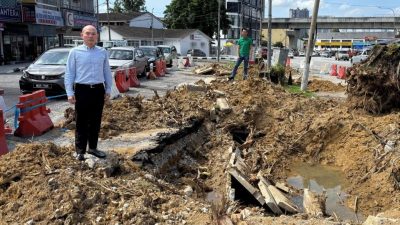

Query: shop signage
74;14;97;27
22;5;36;23
0;6;21;22
35;7;64;26
65;12;74;26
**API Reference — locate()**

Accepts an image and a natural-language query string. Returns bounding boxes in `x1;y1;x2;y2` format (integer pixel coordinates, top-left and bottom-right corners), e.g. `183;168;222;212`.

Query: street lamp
378;7;398;36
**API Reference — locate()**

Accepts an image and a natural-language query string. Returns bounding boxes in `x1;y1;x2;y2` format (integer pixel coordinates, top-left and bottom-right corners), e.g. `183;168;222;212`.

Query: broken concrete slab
229;167;265;206
257;180;283;215
216;98;232;113
275;182;291;193
202;77;217;85
176;83;207;92
257;174;298;214
195;66;214;75
303;188;325;218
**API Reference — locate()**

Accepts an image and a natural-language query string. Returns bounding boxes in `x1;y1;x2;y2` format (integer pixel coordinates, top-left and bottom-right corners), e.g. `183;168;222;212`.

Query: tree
112;0;146;13
164;0;231;38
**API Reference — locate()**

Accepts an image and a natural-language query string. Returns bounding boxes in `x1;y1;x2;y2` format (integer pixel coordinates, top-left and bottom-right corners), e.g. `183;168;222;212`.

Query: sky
100;0;400;18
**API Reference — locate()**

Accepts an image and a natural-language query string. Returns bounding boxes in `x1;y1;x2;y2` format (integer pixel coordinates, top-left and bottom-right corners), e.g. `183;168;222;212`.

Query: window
227;2;240;13
141;40;151;46
201;42;205;47
128;40;139;47
191;42;197;47
154;41;163;45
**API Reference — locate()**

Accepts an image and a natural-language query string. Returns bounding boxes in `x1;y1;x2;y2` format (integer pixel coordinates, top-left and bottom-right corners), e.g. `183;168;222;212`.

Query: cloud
273;0;318;9
338;4;351;11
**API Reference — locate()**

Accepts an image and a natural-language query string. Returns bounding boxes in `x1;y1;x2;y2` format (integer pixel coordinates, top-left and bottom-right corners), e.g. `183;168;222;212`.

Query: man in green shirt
229;28;253;81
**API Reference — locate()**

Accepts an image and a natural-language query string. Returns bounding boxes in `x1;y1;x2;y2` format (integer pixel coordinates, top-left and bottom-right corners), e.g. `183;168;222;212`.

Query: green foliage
261;40;268;47
286;85;315;97
112;0;146;13
164;0;231;38
270;64;285;77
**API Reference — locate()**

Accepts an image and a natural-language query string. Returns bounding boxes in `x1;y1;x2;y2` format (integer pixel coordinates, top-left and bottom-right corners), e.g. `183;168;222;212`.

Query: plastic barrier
0;109;8;156
286;57;291;67
162;60;168;74
114;69;130;93
155;60;165;77
330;64;338;76
319;63;329;75
110;73;121;99
14;90;54;137
338;66;347;79
127;67;140;87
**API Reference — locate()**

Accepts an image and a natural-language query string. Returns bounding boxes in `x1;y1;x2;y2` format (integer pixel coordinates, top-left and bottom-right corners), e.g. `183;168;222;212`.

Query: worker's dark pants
230;56;249;79
74;83;105;154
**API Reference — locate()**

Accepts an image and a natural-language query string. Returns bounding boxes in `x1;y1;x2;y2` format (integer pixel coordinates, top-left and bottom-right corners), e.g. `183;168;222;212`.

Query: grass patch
286;85;315;97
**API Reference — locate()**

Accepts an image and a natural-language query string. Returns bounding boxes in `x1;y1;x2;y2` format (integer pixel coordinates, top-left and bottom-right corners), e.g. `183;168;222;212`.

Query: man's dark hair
242;28;248;32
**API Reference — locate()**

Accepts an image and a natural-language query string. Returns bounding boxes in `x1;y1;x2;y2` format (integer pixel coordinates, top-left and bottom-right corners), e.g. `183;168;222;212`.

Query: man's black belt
75;83;104;89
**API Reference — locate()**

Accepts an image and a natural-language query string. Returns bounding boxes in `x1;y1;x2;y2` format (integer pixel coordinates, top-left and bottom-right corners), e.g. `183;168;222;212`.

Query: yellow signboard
315;41;352;47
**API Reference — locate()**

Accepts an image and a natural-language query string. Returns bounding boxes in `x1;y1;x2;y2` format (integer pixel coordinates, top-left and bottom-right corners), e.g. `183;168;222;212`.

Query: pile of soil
2;77;400;224
308;79;346;92
347;45;400;114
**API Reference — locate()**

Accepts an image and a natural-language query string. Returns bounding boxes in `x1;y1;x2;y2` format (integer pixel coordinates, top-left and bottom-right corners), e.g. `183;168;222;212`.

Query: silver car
108;47;148;77
157;45;177;67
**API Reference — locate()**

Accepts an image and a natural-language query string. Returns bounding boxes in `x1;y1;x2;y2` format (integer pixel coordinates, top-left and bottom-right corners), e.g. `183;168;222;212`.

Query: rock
183;186;193;197
144;173;156;181
240;208;251;220
25;219;34;225
203;77;217;85
85;158;96;169
363;215;400;225
96;217;103;223
384;140;396;153
212;90;226;97
216;98;232;113
201;207;208;213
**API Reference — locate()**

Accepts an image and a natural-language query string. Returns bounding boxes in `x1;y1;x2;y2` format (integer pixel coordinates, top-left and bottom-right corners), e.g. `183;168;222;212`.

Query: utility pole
259;0;264;49
106;0;111;41
97;0;100;42
267;0;272;68
151;8;154;45
301;0;320;91
217;0;221;62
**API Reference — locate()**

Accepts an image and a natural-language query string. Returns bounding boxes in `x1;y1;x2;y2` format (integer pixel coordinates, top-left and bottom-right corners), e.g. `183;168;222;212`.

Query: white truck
351;49;371;65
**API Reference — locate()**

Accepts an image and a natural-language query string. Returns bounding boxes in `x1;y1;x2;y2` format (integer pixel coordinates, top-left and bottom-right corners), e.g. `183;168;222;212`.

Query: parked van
351;49;371;64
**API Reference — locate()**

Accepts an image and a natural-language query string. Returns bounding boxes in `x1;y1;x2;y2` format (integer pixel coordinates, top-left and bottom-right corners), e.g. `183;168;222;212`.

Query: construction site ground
1;61;400;225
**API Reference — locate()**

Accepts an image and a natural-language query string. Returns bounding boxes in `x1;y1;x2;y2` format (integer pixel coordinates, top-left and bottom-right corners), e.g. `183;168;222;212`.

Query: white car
351;49;371;65
157;45;177;67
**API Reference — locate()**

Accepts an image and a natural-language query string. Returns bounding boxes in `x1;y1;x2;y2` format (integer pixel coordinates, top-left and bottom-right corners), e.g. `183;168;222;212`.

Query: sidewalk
0;62;32;74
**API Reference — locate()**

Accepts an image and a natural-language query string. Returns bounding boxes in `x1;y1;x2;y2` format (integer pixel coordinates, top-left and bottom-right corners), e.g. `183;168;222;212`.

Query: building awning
28;24;57;37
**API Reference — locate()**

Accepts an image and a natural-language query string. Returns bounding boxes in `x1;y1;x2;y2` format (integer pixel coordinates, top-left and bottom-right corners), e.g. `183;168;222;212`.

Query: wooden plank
258;180;283;215
303;188;325;217
195;67;213;74
229;167;265;206
257;174;298;213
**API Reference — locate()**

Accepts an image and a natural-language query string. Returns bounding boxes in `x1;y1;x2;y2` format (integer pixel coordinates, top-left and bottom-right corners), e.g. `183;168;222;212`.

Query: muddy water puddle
287;162;364;223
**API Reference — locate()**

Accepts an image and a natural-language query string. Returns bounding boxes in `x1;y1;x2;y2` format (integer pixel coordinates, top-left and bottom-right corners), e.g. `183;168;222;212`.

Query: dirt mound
347;45;400;114
308;79;346;92
4;77;400;224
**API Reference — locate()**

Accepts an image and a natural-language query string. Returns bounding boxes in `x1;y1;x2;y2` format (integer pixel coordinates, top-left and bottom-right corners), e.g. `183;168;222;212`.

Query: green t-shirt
237;37;252;57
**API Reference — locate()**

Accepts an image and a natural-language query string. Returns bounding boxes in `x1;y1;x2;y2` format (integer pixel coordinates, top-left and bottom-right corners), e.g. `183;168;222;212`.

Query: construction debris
303;188;325;218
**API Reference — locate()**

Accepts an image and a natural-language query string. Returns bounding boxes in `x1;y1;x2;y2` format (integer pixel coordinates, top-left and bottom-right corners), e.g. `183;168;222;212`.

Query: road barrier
155;60;166;77
286;57;291;67
338;66;347;79
0;109;9;156
14;90;54;137
114;68;130;93
127;67;140;87
330;64;338;76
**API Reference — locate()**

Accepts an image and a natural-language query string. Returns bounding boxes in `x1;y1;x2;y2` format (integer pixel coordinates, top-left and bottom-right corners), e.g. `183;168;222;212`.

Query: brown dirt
308;79;346;92
3;76;400;224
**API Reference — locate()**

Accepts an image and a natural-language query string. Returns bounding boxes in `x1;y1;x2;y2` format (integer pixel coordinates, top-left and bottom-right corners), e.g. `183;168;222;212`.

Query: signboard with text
0;6;21;22
35;7;64;26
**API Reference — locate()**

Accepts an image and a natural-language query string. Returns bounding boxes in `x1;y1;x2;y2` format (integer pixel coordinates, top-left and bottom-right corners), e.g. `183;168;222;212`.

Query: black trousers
74;83;105;154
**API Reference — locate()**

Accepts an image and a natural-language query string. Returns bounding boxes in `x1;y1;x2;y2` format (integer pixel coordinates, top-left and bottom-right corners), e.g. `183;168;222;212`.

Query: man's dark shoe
76;153;85;161
87;149;106;158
